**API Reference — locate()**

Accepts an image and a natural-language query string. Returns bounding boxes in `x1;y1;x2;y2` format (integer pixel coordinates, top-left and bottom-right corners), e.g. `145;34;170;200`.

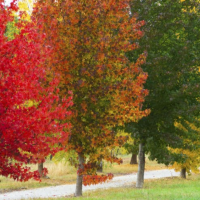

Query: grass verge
0;154;167;193
37;173;200;200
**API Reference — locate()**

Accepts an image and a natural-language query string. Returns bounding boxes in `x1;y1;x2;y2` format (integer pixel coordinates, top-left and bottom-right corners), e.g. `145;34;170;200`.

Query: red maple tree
0;1;73;181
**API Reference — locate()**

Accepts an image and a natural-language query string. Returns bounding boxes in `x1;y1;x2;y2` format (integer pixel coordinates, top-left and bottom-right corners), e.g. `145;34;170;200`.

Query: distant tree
170;120;200;179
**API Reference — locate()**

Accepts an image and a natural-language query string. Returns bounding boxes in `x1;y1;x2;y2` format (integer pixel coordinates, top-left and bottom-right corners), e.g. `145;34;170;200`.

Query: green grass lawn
37;174;200;200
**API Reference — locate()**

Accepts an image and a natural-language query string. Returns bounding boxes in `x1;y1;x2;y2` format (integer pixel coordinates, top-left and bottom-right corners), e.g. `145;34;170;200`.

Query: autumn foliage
0;1;72;181
170;120;200;175
33;0;149;191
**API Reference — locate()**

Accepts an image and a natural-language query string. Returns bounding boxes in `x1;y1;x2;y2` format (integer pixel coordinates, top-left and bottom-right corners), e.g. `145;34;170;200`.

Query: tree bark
136;143;145;188
130;153;137;164
97;160;103;172
75;154;84;197
38;162;44;178
180;168;186;179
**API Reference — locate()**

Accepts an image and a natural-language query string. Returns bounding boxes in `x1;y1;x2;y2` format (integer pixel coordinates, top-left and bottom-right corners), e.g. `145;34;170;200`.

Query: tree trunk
97;160;103;172
75;154;84;197
130;153;137;164
136;143;145;188
38;162;44;178
180;168;186;179
38;162;50;179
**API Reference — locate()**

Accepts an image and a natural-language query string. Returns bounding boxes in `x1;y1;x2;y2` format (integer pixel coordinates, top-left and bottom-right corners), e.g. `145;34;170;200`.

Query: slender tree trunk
136;143;145;188
75;154;84;197
180;168;186;179
38;161;50;179
38;162;44;177
97;160;103;172
130;153;137;164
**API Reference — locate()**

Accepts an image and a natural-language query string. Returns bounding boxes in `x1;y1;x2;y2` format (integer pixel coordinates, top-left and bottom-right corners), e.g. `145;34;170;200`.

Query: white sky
3;0;19;6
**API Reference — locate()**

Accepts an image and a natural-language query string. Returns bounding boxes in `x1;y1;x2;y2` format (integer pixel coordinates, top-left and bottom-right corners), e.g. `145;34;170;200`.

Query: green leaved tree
128;0;200;188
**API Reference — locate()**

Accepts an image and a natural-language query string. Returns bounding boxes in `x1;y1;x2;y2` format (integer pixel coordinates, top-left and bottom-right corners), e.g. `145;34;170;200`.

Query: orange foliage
33;0;149;186
83;173;113;186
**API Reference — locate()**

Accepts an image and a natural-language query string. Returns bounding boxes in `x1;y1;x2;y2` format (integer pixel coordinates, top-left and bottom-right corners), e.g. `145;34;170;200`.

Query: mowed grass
37;174;200;200
0;154;167;193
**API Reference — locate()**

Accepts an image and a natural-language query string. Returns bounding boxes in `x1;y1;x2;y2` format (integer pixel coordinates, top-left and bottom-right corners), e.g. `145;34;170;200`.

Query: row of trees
1;0;148;196
1;0;200;197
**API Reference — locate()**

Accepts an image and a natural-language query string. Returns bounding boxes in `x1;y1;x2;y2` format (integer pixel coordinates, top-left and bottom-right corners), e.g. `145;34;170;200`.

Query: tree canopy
127;0;200;187
33;0;149;195
0;1;72;181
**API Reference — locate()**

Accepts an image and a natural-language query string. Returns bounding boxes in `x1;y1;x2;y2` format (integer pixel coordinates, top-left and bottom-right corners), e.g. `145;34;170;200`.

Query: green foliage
52;150;78;166
5;17;19;40
127;0;200;165
170;120;200;174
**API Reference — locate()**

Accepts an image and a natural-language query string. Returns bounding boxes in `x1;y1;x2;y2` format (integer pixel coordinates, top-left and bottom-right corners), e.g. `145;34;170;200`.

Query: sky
4;0;19;6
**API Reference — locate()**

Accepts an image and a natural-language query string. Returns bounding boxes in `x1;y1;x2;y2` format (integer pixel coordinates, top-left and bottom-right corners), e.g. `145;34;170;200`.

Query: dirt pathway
0;169;179;200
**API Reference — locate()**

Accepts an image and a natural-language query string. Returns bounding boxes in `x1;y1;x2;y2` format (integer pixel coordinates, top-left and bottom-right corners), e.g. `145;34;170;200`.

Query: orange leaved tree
33;0;149;196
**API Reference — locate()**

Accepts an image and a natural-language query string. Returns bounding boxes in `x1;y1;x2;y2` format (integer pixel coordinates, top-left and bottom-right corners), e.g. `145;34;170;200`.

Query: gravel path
0;169;179;200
